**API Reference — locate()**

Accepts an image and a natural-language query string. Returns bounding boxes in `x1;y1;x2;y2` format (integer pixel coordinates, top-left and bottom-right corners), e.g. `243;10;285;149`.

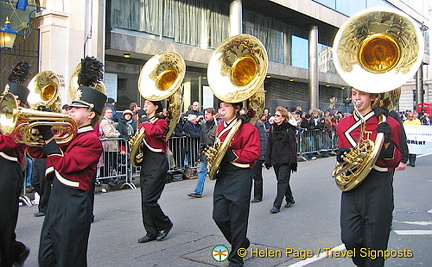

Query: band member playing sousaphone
0;61;32;267
332;7;424;266
336;88;401;266
27;56;107;266
211;101;260;266
137;100;173;243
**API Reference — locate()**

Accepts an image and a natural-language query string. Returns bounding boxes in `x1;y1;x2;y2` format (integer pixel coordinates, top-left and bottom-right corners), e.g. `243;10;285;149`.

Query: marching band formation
0;7;425;267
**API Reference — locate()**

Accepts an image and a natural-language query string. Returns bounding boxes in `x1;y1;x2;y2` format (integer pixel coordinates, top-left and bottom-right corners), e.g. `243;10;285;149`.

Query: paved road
16;154;432;266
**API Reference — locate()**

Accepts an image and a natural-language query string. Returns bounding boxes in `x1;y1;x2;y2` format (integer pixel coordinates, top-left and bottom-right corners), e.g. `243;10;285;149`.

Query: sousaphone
204;34;268;180
129;52;185;167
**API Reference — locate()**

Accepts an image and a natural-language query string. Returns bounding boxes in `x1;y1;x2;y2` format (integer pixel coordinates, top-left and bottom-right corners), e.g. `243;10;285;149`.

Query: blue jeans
193;162;207;194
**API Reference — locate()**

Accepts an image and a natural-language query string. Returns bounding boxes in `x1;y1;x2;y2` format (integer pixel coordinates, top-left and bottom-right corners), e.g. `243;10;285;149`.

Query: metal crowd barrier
297;129;338;160
98;137;136;189
97;136;201;186
97;131;337;185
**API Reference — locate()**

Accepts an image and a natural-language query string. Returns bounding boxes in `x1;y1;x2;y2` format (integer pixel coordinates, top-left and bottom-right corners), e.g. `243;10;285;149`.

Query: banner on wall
104;73;118;101
403;125;432;155
202;86;214;110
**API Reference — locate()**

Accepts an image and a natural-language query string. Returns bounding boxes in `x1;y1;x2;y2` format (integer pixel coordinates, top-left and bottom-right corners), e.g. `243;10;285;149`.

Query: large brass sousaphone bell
129;52;185;167
204;34;268;180
333;7;424;94
332;8;424;191
0;71;78;146
69;63;107;98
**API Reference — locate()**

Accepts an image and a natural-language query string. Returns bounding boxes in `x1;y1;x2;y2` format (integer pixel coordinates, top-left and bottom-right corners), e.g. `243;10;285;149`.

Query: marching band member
137;100;173;243
212;101;260;267
0;61;31;267
28;57;107;266
336;88;401;266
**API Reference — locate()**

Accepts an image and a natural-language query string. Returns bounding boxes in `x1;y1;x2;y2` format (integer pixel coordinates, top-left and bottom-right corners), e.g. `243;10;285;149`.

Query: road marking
418;154;432;158
427;209;432;214
399;221;432;226
394;230;432;235
287;244;345;267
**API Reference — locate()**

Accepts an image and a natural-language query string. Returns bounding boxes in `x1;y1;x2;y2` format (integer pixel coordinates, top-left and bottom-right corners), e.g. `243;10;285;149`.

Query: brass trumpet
0;71;78;146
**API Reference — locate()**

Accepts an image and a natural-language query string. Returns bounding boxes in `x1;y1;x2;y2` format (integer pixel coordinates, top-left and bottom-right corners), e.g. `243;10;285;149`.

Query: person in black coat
251;114;268;203
265;106;298;213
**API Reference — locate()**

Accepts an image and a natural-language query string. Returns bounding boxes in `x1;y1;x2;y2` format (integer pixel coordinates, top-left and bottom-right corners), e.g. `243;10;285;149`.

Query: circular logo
212;244;229;262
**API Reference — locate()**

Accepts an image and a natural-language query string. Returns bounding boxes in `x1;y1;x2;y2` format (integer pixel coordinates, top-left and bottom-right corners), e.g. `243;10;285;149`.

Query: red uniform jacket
139;118;168;154
28;125;102;192
218;119;260;168
0;133;26;166
337;110;401;171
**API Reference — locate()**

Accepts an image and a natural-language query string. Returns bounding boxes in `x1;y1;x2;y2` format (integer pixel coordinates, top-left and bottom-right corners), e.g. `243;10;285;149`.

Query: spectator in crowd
419;112;430;125
185;101;204;117
137;100;173;243
329;96;337;110
106;97;119;122
263;107;270;117
403;112;421;167
300;113;317;160
251;114;268;203
343;97;352;113
100;107;121;186
318;117;332;157
129;102;141;122
188;108;216;198
117;109;137;140
388;110;409;171
183;114;201;173
265;107;298;213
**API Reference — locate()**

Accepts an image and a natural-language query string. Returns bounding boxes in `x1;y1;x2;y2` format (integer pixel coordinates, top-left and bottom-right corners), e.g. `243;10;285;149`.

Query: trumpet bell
0;93;18;136
333;7;424;93
207;34;268;102
138;52;185;101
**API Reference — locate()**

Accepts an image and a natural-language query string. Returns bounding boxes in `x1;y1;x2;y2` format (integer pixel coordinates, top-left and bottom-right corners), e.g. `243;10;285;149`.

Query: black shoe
33;212;46;217
156;222;173;241
251;198;262;203
138;235;157;243
270;207;280;213
411;164;415;167
284;203;292;208
187;192;202;198
243;238;250;249
13;246;30;267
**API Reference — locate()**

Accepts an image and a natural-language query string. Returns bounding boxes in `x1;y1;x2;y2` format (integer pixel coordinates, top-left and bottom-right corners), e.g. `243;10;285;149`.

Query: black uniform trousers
273;164;294;209
139;151;171;237
213;163;252;267
341;169;393;267
39;177;92;267
252;159;263;201
31;158;51;213
0;158;27;267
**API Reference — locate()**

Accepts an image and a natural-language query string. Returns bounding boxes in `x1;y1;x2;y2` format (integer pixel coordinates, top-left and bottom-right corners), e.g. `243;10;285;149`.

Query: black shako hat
5;83;30;106
69;86;107;115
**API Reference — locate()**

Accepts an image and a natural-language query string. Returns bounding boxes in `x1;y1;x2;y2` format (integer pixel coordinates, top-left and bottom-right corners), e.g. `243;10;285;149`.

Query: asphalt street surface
16;154;432;266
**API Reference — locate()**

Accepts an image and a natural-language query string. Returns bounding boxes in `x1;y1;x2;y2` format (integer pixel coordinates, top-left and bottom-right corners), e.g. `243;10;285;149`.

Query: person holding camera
265;106;298;214
188;108;216;198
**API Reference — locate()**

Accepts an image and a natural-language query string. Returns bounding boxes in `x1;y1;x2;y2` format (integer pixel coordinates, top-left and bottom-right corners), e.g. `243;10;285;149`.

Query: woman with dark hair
265;106;298;213
137;100;173;243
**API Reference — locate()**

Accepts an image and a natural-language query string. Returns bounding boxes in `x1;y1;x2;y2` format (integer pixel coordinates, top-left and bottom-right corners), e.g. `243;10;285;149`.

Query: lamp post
0;17;18;49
